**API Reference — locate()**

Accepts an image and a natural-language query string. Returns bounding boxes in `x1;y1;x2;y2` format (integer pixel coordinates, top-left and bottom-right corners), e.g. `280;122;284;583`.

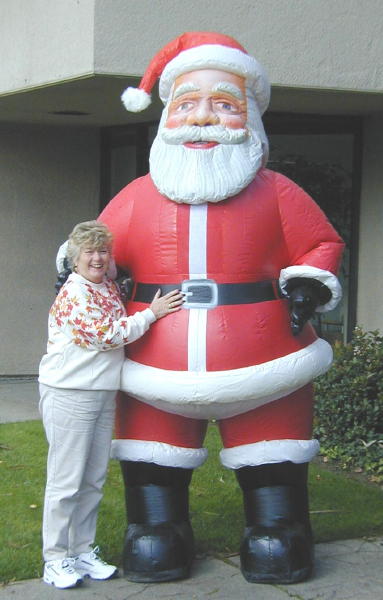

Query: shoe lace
61;558;76;573
89;545;107;564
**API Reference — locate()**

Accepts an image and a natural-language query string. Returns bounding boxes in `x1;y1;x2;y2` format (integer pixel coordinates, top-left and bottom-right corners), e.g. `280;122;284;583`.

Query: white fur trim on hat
121;87;151;113
159;44;270;114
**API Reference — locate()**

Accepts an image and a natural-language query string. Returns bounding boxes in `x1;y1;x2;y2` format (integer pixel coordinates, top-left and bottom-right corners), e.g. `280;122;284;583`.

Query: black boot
236;462;314;584
120;461;194;582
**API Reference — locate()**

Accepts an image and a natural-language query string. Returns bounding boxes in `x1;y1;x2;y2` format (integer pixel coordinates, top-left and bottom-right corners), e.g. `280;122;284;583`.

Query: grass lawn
1;420;382;583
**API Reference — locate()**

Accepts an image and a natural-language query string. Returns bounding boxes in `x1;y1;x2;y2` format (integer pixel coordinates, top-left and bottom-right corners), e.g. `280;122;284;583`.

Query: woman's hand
150;289;184;319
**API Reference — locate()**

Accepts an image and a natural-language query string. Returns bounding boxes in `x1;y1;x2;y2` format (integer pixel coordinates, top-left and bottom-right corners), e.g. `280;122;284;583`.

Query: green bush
314;327;383;481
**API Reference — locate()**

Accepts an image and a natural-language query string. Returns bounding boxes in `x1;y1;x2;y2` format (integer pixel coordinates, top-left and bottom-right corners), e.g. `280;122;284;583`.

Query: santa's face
165;69;248;142
150;69;264;204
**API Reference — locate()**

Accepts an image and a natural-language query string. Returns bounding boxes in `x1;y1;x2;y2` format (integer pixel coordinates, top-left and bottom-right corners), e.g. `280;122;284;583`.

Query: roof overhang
0;74;382;127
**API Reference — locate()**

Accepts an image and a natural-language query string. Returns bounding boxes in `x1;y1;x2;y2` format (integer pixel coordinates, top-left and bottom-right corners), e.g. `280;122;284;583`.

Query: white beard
150;113;264;205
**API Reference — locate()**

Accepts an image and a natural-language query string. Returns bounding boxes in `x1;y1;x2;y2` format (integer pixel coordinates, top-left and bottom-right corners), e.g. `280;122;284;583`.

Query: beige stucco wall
0;0;95;93
94;0;383;93
0;123;100;375
357;115;383;332
1;0;382;95
1;0;382;378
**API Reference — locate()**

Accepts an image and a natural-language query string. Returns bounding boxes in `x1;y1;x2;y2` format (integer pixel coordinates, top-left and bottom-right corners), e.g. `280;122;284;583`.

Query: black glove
55;258;71;295
115;268;134;304
285;277;332;336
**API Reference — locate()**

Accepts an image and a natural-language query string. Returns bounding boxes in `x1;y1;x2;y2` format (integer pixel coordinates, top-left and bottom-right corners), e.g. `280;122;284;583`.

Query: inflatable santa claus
98;32;344;584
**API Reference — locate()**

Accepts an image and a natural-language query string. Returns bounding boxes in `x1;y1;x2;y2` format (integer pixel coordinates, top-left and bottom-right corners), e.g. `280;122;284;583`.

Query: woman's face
75;245;111;283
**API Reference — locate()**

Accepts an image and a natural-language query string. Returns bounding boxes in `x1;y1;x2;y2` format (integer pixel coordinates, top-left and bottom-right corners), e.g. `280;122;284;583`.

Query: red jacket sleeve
275;172;345;275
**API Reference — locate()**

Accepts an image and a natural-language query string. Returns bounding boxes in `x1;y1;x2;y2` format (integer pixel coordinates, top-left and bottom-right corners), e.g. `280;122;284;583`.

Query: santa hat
121;31;270;115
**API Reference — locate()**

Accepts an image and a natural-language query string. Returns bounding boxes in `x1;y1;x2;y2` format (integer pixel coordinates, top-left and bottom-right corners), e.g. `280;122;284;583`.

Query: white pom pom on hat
121;87;151;112
121;31;270;115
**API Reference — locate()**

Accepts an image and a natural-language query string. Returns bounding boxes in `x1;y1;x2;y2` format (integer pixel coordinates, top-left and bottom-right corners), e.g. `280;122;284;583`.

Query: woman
38;220;183;589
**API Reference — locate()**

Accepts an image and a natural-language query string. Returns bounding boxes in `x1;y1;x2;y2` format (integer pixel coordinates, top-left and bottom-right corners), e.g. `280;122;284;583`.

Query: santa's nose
186;99;219;126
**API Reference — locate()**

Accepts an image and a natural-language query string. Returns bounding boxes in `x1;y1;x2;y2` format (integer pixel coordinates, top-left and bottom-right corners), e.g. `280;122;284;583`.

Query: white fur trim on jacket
110;439;208;468
220;439;320;469
120;338;333;420
159;44;270;115
56;240;69;273
279;265;342;312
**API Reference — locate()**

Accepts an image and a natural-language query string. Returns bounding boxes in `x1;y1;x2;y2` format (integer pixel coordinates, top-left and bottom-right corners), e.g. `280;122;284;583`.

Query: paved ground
1;379;383;599
0;377;40;422
1;539;383;599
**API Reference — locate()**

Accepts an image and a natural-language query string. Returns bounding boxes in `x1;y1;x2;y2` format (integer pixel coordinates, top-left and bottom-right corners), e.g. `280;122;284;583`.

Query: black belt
133;279;284;306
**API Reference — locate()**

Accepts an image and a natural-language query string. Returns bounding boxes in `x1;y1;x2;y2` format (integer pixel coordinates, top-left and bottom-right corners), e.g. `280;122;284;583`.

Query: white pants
39;384;116;561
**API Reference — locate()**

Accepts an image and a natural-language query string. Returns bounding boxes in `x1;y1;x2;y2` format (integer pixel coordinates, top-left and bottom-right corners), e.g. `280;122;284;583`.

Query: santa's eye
176;101;194;111
215;100;239;113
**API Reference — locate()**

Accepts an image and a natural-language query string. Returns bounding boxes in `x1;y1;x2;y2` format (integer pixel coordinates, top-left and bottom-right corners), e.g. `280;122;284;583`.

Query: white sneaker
43;558;83;589
74;546;118;580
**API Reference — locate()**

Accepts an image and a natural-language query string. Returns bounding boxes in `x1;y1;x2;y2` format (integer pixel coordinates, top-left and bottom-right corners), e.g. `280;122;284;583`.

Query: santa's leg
218;384;318;584
235;461;313;583
120;460;194;582
112;394;208;583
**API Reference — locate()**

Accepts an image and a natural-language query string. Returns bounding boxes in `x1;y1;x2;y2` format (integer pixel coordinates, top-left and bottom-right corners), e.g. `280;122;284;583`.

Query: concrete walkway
1;539;383;599
0;377;40;422
1;379;383;599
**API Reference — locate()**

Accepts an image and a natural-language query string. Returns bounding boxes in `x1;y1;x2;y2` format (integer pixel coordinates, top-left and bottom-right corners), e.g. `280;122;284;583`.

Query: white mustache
161;125;249;145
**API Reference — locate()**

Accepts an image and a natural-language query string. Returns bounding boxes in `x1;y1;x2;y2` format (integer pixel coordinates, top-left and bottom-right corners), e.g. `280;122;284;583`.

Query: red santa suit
95;31;346;584
99;167;344;470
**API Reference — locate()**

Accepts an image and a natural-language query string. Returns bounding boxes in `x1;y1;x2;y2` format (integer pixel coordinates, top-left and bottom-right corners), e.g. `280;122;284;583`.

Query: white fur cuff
220;439;320;469
279;266;342;312
111;439;208;468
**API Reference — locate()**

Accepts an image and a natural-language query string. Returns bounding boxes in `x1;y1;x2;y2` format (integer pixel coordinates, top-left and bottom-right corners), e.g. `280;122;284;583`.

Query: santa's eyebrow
211;82;244;99
172;82;200;99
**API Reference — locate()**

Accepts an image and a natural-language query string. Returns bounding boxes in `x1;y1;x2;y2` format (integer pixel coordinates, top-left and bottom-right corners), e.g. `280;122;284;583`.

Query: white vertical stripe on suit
188;204;208;372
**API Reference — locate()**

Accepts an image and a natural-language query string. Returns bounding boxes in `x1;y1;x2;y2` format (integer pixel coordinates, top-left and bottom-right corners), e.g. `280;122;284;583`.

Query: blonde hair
67;220;113;268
